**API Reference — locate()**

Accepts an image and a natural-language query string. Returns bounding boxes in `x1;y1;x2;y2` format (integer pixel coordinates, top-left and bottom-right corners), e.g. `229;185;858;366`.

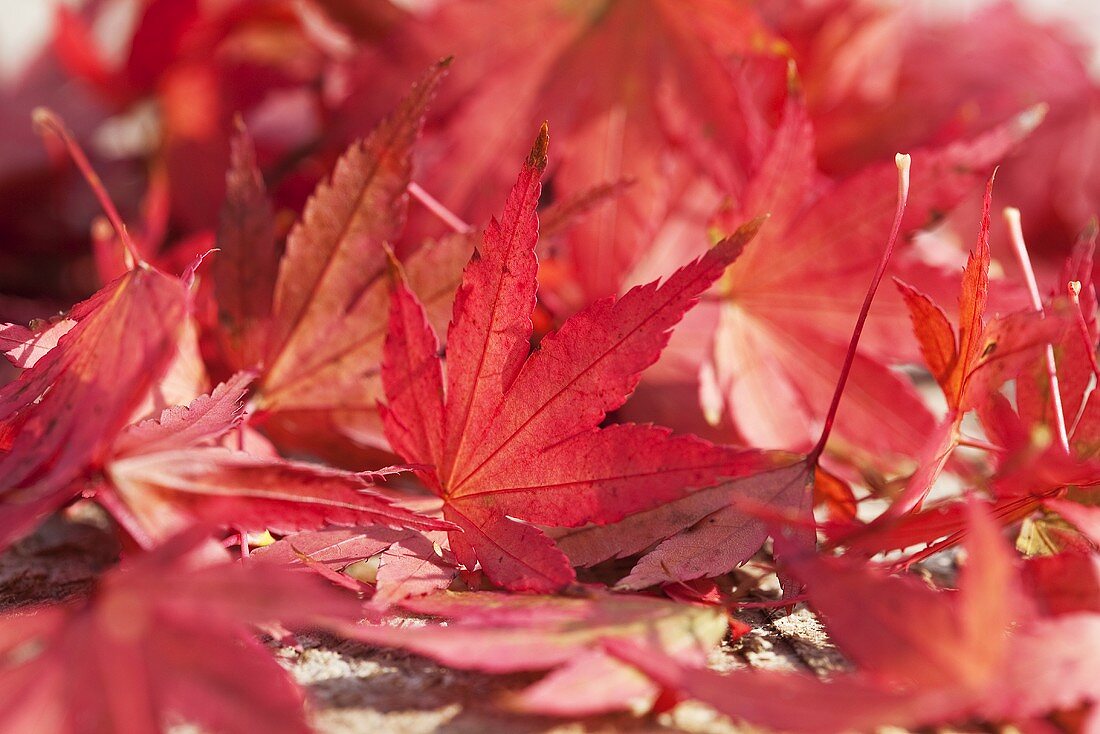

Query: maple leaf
833;180;1070;557
339;589;728;717
0;110;447;551
102;373;451;546
557;153;916;590
223;60;450;457
901;192;1068;425
251;524;457;608
775;2;1098;268
0;266;190;549
689;91;1044;467
0;527;360;734
334;0;780;297
380;126;771;591
610;501;1100;731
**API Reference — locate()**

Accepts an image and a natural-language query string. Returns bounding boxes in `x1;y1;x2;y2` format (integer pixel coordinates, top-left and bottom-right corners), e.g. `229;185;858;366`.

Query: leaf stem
1004;207;1070;454
408;181;474;234
1066;280;1100;440
32;107;144;269
1069;281;1100;379
735;595;808;609
808;153;911;464
957;436;1004;452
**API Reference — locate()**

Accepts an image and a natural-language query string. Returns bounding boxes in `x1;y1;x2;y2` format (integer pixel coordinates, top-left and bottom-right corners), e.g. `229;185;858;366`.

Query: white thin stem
408;181;474;235
809;153;911;463
1004;207;1070;453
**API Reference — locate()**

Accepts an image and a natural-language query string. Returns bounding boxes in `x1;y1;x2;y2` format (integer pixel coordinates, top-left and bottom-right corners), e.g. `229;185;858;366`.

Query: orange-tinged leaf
256;60;449;449
896;279;957;393
951;176;994;408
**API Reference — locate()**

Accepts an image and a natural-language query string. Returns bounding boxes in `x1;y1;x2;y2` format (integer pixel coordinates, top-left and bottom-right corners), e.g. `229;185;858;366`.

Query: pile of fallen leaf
2;1;1100;732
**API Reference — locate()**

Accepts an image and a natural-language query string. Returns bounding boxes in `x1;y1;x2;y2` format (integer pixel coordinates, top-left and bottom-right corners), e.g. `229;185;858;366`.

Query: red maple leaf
334;0;780;296
101;373;449;547
212;61;452;460
608;501;1100;732
380;126;771;591
673;90;1043;468
0;264;190;548
0;110;449;551
0;527;360;734
558;153;918;590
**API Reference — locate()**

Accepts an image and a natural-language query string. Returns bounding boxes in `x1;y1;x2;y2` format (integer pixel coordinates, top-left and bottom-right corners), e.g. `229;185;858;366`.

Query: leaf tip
528;123;550;172
382;242;408;285
785;58;802;94
230;111;247;135
738;213;769;240
895;152;911;201
31;106;60;135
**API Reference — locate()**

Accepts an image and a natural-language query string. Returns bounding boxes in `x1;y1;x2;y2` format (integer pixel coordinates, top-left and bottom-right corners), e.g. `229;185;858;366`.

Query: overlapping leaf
340;589;727;717
611;503;1100;732
104;374;449;546
219;61;451;455
338;0;779;299
0;528;360;734
380;127;772;591
691;93;1045;466
0;268;190;549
